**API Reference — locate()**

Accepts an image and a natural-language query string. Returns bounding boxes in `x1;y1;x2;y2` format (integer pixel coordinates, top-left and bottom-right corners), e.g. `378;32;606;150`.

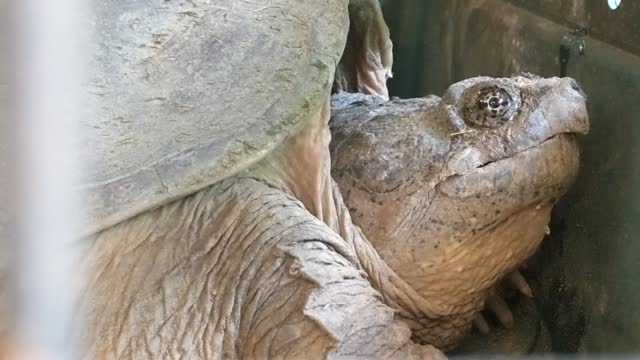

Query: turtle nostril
570;80;581;91
569;79;586;97
570;80;579;91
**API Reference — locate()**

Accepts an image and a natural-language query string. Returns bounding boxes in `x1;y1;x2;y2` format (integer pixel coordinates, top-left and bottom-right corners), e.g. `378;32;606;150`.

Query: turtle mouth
441;133;580;194
404;133;582;305
473;133;578;173
433;132;581;247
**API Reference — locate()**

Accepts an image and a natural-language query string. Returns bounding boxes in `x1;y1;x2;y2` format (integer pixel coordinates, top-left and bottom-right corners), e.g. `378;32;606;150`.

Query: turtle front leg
78;94;448;359
81;176;446;360
333;0;393;100
245;95;450;357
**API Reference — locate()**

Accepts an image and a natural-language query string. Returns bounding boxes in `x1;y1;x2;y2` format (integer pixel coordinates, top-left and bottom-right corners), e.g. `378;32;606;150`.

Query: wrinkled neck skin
246;97;458;348
248;99;337;226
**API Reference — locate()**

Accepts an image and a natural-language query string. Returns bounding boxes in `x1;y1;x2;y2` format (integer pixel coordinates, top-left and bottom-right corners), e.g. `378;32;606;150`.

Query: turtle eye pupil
489;97;500;109
464;85;519;128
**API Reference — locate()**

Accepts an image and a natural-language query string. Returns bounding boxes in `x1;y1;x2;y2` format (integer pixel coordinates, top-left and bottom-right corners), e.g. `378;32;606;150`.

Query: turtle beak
568;78;587;99
542;77;590;137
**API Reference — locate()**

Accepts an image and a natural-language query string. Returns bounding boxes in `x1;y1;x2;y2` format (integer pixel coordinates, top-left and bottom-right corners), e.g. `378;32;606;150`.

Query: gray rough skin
77;75;587;359
0;0;589;358
329;74;589;351
5;0;447;358
80;100;445;359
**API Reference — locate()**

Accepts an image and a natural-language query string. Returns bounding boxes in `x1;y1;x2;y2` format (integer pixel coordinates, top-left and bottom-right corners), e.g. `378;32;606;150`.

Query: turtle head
330;75;589;348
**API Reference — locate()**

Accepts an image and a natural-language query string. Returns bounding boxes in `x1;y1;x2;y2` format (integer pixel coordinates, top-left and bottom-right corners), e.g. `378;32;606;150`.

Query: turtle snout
562;77;587;100
556;77;590;135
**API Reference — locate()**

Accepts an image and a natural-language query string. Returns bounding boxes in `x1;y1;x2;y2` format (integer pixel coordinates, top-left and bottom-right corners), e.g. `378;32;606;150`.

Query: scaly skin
78;99;445;359
4;76;586;359
330;75;589;350
1;5;588;356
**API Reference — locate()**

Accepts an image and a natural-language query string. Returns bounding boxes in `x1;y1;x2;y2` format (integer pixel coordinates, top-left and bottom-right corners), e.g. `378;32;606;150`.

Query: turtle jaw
406;134;580;295
392;134;580;350
408;202;555;351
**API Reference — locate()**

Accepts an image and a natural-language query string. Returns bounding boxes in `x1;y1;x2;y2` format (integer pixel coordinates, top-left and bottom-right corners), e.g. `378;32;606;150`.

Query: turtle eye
464;86;517;128
477;91;510;118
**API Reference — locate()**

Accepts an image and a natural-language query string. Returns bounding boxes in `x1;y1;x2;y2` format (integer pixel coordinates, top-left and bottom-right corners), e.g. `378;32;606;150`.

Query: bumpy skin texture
80;100;445;360
82;179;436;359
330;75;589;350
78;75;588;359
1;1;588;358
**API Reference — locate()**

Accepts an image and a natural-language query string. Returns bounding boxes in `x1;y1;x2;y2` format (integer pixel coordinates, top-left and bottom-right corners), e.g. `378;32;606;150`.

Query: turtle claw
473;313;491;335
487;292;515;328
508;270;533;298
473;269;533;334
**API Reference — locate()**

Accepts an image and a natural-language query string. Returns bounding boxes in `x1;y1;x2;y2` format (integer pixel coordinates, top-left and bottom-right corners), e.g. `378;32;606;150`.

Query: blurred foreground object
3;0;88;359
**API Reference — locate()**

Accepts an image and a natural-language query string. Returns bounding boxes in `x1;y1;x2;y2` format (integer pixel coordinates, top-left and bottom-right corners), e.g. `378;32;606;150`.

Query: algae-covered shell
81;0;348;235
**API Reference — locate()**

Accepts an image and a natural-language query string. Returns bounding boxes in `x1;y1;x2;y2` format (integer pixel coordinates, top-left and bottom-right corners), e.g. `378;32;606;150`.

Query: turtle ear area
459;82;522;128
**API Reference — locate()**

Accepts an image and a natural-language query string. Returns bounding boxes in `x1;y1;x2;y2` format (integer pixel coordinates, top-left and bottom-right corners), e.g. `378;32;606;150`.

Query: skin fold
2;2;407;359
0;3;589;358
79;98;445;359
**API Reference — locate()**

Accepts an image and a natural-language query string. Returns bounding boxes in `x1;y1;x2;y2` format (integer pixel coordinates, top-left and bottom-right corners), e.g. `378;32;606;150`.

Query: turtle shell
81;0;348;235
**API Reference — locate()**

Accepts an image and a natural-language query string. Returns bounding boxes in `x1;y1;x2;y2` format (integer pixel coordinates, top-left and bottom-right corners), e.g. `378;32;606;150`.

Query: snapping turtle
8;1;587;360
330;75;589;350
78;0;449;359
